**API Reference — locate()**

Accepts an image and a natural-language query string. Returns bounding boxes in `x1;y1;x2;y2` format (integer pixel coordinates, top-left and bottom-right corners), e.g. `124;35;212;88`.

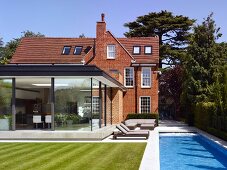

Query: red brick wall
136;66;159;114
89;20;159;123
90;21;133;123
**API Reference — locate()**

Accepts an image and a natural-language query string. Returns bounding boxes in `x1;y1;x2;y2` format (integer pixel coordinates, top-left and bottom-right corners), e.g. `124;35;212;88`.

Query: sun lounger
125;123;137;130
120;123;149;133
140;124;155;130
124;119;157;130
113;125;149;139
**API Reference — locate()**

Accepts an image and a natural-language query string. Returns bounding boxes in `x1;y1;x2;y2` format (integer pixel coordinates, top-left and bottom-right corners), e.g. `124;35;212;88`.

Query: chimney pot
101;13;105;22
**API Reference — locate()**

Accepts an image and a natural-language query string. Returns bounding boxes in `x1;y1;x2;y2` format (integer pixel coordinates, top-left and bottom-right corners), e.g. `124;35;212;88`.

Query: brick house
0;14;159;134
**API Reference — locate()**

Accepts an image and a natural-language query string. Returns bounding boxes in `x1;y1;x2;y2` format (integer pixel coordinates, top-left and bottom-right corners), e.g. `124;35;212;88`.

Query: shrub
67;114;81;124
55;113;67;124
0;114;11;119
126;113;159;125
55;113;81;124
187;112;194;126
92;114;100;119
126;113;158;119
207;127;227;141
194;102;216;130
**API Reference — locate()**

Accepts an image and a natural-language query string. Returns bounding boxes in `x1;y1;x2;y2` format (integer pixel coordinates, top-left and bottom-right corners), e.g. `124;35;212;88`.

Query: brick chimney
101;13;105;22
96;13;106;39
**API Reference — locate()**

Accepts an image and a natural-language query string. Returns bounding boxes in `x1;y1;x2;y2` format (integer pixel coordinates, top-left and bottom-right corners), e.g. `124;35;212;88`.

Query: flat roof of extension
0;64;126;91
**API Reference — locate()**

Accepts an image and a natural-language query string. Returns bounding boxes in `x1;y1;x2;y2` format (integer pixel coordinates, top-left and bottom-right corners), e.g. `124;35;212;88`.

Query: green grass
0;143;146;170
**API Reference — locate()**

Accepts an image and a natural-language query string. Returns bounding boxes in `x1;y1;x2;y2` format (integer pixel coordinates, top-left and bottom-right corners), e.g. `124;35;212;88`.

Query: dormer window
144;46;152;55
62;46;71;55
133;46;141;55
74;46;83;55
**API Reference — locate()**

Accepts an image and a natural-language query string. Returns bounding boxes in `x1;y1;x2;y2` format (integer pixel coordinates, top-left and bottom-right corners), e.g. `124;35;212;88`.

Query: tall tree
79;33;86;38
0;30;44;64
124;10;195;68
0;37;3;46
0;37;4;59
182;13;226;113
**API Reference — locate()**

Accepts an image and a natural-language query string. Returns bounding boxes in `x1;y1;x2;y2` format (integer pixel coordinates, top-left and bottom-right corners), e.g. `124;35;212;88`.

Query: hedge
193;101;227;141
194;102;216;130
126;113;159;125
211;115;227;131
207;127;227;141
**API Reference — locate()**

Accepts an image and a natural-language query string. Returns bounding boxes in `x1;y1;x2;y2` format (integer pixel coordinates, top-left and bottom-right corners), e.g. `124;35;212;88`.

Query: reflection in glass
0;79;12;130
91;79;100;130
15;78;51;130
54;78;91;131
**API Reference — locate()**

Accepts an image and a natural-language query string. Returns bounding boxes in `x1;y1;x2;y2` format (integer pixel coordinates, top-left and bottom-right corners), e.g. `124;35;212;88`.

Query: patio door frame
12;77;54;131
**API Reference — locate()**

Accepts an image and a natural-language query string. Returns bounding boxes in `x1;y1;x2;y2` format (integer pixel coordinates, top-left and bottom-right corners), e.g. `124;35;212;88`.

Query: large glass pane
91;79;100;130
0;79;12;131
91;81;112;129
54;78;91;131
15;77;51;130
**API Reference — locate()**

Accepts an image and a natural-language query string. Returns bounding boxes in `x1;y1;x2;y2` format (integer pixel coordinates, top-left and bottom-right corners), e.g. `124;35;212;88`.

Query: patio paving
0;125;116;141
158;120;188;127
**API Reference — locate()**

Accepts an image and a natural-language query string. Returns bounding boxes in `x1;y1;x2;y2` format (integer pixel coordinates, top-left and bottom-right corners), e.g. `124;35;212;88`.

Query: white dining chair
45;115;51;129
33;115;44;129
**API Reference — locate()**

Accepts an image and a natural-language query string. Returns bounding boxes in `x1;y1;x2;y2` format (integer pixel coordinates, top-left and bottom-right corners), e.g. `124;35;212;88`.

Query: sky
1;0;227;44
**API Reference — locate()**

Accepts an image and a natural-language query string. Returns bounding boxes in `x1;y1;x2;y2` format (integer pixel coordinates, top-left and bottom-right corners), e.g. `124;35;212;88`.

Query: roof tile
11;37;95;64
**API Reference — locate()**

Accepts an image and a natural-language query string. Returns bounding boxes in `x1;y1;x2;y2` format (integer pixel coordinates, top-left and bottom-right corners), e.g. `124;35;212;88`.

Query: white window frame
144;46;152;54
124;67;134;88
107;45;116;59
92;96;100;115
139;96;151;113
141;67;151;88
133;46;141;54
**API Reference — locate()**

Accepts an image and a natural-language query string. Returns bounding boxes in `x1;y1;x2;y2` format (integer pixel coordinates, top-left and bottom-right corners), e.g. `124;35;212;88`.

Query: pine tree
182;13;226;113
124;10;195;68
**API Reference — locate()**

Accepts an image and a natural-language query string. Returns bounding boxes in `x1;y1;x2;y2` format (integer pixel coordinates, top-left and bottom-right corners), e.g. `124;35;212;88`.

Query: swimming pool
159;133;227;170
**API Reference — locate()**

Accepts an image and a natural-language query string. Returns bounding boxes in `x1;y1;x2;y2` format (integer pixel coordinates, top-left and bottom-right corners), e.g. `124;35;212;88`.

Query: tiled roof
118;37;159;64
11;37;95;64
11;36;159;64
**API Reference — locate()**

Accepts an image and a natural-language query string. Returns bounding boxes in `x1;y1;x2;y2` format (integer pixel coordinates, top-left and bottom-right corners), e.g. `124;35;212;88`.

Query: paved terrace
0;125;116;140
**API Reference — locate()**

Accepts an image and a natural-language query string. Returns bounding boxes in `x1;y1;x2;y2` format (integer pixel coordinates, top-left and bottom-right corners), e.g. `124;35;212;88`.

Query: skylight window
133;46;141;55
74;46;83;55
62;46;71;55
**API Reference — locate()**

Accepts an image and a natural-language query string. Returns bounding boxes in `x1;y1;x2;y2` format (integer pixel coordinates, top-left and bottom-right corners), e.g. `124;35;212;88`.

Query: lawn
0;142;146;170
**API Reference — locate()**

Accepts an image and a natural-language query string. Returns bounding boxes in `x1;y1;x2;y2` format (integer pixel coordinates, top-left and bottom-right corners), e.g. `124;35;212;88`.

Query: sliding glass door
15;77;51;130
54;78;92;131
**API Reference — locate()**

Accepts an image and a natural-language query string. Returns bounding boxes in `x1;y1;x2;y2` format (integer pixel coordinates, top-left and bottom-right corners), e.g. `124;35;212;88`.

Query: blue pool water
159;133;227;170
